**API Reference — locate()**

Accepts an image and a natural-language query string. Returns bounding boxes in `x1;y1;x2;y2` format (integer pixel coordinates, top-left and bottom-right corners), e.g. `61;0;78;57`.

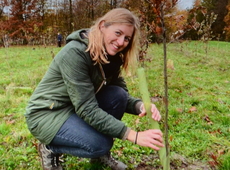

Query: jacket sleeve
58;41;127;139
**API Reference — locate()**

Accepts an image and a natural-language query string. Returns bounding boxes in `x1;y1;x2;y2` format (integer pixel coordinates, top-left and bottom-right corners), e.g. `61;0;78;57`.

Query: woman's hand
127;129;164;150
139;103;161;121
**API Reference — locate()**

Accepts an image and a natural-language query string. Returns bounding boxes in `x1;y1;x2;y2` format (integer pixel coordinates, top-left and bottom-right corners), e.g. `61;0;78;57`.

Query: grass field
0;41;229;170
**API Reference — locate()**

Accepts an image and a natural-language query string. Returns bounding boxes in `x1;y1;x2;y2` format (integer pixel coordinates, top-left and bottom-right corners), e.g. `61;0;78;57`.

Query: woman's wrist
127;129;137;144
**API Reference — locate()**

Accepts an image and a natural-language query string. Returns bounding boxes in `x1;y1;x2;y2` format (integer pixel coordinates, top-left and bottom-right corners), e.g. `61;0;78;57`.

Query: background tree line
0;0;230;47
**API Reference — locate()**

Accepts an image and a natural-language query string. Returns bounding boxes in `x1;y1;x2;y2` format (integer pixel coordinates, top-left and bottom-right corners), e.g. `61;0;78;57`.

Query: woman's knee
114;86;128;104
96;86;128;110
107;86;128;108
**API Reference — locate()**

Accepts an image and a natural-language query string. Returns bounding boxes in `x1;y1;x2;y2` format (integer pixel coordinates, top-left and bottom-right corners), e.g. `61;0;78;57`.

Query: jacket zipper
95;63;106;94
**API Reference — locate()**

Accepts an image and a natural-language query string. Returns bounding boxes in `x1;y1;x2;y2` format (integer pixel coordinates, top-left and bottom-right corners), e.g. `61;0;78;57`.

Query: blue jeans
47;86;128;158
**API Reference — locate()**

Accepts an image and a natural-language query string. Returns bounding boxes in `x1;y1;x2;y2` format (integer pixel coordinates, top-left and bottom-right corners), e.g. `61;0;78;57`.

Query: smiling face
100;22;134;56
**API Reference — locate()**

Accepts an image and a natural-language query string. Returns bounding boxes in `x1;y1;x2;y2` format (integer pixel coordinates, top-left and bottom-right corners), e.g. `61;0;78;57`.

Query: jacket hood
66;29;89;45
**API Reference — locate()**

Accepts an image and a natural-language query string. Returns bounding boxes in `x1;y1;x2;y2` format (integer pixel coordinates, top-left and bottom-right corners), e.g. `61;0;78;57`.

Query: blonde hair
86;8;140;74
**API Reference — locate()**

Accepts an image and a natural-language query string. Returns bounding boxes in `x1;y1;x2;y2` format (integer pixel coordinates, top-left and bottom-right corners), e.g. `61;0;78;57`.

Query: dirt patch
133;153;215;170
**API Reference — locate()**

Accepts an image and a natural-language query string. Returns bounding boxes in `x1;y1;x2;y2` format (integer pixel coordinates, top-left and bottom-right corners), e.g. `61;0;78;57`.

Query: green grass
0;41;229;170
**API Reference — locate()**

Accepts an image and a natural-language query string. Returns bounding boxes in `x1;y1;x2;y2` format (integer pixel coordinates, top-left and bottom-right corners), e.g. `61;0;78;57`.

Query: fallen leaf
218;149;225;155
209;153;220;166
217;99;225;104
6;120;15;125
187;92;193;96
151;96;161;102
208;161;218;167
188;106;197;113
204;115;213;125
167;59;175;70
175;119;181;125
174;89;182;93
176;108;183;113
208;129;222;134
114;148;124;156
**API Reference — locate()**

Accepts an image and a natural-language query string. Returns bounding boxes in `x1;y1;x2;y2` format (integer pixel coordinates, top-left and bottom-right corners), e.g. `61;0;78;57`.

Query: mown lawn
0;41;229;170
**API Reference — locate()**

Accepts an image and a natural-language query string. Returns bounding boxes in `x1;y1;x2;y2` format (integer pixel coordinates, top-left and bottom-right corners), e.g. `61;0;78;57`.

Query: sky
177;0;195;10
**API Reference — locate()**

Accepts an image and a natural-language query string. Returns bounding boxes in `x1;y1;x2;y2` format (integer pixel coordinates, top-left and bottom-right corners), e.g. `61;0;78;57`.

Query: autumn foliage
224;4;230;41
0;0;229;46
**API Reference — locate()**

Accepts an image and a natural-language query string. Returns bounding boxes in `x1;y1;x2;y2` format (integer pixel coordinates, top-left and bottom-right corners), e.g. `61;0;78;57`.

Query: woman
25;8;164;170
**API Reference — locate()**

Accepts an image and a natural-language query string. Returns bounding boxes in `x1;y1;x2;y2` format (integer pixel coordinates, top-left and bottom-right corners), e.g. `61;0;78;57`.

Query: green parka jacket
25;29;141;145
